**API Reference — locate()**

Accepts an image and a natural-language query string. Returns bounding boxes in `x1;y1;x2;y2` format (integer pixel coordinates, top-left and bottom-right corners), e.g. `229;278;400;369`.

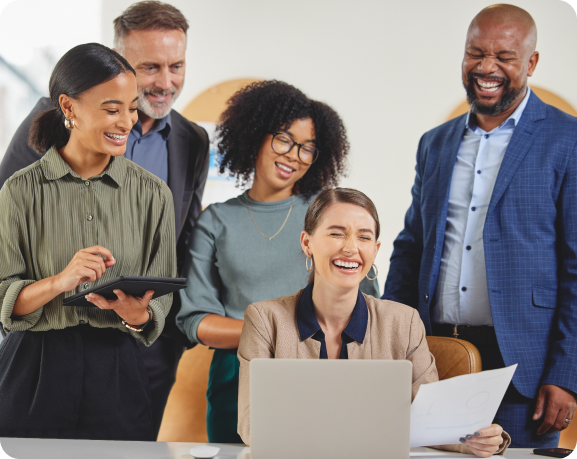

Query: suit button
424;294;429;303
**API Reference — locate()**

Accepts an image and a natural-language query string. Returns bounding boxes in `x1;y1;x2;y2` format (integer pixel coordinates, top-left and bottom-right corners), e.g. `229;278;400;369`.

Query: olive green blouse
0;146;176;346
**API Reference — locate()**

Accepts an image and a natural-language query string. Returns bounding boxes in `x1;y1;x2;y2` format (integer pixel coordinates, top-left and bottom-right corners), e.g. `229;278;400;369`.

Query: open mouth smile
147;93;170;103
275;161;296;178
332;258;362;275
475;78;504;95
104;133;128;146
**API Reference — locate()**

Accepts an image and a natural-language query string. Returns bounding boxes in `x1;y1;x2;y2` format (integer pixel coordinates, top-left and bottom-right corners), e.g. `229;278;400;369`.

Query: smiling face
253;117;315;198
301;202;381;291
121;28;186;119
59;71;139;157
462;16;538;117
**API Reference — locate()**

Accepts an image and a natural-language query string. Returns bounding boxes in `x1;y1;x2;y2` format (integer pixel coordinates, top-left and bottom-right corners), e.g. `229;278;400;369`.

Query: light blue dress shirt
433;88;532;326
124;114;171;184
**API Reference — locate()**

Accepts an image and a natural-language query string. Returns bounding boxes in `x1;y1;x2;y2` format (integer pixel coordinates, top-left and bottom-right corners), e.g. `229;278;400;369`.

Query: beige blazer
237;290;510;455
237;290;438;445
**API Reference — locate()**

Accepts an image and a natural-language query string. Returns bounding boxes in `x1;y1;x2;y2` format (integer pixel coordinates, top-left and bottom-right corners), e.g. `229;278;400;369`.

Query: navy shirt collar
296;282;368;345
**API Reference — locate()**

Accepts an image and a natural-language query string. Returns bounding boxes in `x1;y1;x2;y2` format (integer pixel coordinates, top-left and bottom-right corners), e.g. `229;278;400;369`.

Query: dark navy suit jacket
383;92;577;399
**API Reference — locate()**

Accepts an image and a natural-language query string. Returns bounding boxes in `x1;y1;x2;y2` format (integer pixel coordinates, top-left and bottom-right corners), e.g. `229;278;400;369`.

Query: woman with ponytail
0;43;176;440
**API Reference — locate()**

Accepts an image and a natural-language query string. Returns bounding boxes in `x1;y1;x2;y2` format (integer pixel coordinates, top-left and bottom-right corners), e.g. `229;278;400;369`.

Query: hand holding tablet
63;276;188;307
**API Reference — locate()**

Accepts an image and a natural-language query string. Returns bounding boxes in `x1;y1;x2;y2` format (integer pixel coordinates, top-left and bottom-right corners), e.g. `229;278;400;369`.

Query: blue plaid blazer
383;92;577;399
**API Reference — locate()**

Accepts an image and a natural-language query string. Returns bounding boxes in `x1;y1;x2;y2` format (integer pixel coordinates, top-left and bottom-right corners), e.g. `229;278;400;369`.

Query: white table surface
0;438;542;459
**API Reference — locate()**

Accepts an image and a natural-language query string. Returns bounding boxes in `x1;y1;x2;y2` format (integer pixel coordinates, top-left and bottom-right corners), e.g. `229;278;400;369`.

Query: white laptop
250;359;412;459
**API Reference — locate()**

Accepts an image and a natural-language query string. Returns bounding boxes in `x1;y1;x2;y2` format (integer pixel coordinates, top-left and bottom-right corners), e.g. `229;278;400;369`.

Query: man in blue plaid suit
383;4;576;449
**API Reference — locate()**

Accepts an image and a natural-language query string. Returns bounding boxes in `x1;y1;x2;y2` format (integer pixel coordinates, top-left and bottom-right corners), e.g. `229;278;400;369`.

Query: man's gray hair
113;1;188;53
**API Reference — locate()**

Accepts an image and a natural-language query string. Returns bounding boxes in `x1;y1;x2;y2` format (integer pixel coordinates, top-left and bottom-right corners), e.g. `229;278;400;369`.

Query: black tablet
62;276;188;307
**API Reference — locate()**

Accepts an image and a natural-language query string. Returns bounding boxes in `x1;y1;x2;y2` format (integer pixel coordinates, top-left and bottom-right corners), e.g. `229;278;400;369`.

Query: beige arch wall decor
181;78;262;123
446;85;577;121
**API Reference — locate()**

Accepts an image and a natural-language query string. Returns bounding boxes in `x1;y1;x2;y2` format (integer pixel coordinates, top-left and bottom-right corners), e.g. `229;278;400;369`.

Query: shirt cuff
129;297;166;346
180;312;209;345
1;279;42;331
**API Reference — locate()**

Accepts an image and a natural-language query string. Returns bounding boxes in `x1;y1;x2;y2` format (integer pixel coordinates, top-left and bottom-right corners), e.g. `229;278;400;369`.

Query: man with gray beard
0;1;209;439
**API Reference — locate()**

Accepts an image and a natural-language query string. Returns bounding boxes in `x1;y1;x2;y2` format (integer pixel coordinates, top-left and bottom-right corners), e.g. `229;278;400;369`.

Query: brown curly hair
216;80;349;198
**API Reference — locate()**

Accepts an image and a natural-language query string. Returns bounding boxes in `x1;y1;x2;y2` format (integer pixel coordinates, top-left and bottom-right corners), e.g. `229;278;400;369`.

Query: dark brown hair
113;1;189;51
304;188;380;281
305;188;380;239
29;43;135;154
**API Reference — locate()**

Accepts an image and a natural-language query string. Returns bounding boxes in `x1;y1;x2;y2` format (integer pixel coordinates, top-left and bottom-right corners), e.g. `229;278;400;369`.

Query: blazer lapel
167;117;188;239
297;337;321;359
347;335;371;359
488;92;547;214
435;117;466;241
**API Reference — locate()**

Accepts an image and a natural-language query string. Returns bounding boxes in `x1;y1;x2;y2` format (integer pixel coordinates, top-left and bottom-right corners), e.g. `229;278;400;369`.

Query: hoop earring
306;255;313;273
64;117;75;130
366;263;378;281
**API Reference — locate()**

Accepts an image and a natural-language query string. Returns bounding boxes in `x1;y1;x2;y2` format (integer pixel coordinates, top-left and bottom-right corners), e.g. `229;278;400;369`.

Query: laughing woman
0;43;175;440
176;81;379;443
237;188;510;457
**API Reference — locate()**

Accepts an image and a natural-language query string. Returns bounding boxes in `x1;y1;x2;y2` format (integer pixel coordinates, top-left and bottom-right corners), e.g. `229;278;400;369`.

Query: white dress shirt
433;88;532;326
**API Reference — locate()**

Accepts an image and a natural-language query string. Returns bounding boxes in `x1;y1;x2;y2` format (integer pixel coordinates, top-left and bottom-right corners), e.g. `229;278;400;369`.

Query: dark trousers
432;324;560;448
0;326;154;440
206;348;242;443
477;343;560;448
136;334;185;439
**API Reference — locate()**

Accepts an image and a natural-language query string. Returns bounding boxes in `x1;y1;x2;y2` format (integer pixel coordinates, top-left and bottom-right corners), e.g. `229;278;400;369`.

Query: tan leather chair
560;418;577;449
426;336;482;379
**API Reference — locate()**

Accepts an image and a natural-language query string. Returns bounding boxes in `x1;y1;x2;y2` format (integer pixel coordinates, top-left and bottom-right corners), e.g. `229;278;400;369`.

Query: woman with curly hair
176;80;378;443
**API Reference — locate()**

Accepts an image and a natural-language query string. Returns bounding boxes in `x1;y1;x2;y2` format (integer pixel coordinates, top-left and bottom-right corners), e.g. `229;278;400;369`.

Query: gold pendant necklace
247;195;295;241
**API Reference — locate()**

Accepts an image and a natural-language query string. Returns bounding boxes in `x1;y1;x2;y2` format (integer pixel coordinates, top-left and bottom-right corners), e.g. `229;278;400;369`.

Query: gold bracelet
122;306;153;332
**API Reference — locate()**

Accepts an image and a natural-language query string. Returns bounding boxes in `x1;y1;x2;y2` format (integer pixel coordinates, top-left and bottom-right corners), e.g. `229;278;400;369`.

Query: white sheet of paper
410;364;517;447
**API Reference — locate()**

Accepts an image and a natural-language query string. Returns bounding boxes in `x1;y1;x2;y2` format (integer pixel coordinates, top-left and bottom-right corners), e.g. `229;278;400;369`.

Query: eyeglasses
270;132;319;165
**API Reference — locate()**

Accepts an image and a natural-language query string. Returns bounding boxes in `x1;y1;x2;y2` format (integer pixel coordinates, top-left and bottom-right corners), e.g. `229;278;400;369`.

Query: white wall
0;0;102;155
2;0;575;290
